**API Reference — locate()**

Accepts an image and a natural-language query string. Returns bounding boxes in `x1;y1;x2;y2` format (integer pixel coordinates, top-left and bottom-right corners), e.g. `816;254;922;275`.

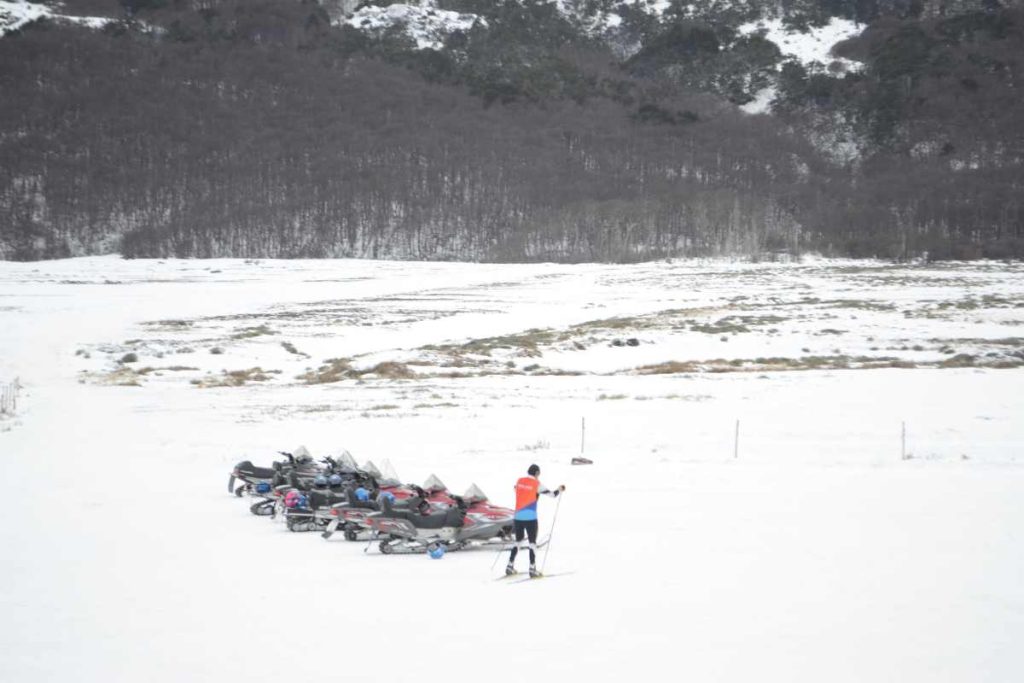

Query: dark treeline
0;0;1021;261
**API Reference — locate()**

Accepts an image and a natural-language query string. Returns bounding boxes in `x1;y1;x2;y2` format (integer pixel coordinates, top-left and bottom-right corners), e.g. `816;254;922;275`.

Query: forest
0;0;1021;261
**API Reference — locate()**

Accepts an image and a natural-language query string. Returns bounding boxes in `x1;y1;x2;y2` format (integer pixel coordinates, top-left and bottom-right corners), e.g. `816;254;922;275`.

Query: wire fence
0;378;20;416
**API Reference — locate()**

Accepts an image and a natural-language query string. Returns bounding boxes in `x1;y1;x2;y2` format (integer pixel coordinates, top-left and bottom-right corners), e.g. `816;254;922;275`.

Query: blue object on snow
428;545;446;559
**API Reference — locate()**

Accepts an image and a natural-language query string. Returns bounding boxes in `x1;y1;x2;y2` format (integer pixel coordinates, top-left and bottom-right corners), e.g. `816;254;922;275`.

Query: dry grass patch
636;361;700;374
193;367;280;387
431;329;558;357
690;319;751;334
299;358;352;384
362;361;416;379
231;324;275;340
134;366;199;375
634;355;916;375
143;319;193;330
938;354;976;368
298;359;414;383
89;367;144;386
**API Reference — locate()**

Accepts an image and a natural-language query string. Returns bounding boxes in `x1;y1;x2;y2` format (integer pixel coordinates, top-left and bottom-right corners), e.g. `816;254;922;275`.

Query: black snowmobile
279;453;381;529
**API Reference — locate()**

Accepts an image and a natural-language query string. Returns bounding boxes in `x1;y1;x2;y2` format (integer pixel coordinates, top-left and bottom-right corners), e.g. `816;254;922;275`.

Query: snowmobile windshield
293;445;312;463
378;459;402;487
462;484;488;503
423;474;447;493
334;450;359;472
362;460;383;480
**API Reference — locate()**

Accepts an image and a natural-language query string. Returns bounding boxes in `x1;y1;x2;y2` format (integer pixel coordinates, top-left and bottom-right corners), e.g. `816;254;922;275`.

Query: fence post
1;379;19;416
901;421;907;460
580;417;586;455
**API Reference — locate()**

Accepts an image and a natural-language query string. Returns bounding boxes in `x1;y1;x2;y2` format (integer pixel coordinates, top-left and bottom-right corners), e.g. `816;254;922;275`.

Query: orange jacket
515;475;553;521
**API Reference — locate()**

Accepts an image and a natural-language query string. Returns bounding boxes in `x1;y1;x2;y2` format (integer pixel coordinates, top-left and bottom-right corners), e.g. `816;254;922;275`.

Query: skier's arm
538;482;566;498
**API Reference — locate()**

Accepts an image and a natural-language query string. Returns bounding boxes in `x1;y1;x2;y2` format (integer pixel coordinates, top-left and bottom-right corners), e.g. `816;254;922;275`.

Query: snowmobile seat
307;490;344;509
417;507;465;530
380;496;424;522
237;462;276;480
394;505;465;530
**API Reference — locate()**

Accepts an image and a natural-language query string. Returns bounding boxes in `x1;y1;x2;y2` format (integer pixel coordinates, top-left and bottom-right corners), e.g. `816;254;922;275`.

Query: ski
507;571;575;584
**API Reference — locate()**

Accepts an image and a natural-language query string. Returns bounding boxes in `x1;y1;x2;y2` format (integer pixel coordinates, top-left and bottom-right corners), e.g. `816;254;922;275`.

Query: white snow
344;1;484;50
737;17;865;115
0;0;46;32
740;85;777;115
0;0;111;36
604;0;672;18
2;256;1024;681
740;17;865;72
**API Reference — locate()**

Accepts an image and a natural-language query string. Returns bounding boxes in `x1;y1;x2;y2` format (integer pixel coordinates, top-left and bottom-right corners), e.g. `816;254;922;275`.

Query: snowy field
1;256;1023;682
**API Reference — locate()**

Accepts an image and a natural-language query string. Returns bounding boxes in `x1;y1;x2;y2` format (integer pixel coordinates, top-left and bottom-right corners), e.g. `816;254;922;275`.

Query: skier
507;464;565;578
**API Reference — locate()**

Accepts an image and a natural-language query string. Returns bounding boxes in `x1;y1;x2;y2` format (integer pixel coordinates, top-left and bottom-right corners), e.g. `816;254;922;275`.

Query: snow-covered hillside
0;0;110;36
739;16;864;70
333;0;865;120
343;1;485;49
1;257;1023;681
739;17;865;114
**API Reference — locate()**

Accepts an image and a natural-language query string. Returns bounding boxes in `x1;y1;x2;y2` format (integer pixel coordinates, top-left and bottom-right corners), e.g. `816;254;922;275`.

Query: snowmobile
321;450;377;485
279;455;385;529
228;446;318;497
332;472;464;542
240;449;375;518
319;485;424;540
268;467;352;520
283;478;350;532
368;483;515;555
231;447;327;517
320;462;440;541
419;473;458;507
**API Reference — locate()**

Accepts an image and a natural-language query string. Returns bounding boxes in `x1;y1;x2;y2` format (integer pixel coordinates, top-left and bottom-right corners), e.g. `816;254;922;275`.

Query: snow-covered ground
2;256;1023;681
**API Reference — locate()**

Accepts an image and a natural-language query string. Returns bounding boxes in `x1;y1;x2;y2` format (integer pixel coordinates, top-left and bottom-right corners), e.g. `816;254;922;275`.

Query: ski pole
540;492;563;575
490;538;531;571
490;538;525;569
490;543;507;571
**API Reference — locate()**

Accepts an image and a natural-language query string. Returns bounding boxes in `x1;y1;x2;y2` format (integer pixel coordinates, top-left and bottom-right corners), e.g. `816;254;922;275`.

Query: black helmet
527;464;540;477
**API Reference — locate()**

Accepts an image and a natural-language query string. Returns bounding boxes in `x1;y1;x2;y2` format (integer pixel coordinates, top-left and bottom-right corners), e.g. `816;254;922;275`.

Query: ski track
1;256;1023;682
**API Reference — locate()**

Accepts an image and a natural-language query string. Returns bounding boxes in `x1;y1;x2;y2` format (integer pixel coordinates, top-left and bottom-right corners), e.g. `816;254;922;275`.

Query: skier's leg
509;520;525;565
527;520;539;566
